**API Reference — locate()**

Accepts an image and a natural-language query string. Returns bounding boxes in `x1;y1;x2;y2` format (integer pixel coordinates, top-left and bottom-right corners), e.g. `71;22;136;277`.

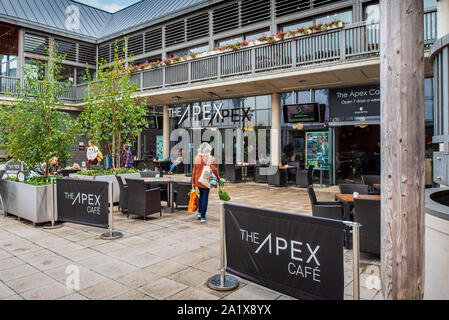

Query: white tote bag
198;156;212;189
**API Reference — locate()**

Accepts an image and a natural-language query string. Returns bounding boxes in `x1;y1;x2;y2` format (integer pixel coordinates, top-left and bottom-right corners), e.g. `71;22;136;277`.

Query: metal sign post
101;182;123;240
43;177;63;229
343;220;362;300
207;201;239;291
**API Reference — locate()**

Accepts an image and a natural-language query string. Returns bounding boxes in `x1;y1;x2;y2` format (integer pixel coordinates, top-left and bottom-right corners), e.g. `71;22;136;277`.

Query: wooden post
380;0;425;300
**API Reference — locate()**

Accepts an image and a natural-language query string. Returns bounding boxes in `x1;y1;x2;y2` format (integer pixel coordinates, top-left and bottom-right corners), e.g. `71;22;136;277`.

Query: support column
380;0;425;300
271;93;281;166
163;105;170;159
438;0;449;40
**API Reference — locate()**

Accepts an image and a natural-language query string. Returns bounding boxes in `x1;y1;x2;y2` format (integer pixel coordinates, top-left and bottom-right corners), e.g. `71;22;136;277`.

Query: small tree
79;38;148;169
0;42;79;178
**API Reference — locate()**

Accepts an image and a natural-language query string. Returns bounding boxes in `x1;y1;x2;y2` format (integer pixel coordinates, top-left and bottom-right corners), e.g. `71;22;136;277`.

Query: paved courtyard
0;177;383;300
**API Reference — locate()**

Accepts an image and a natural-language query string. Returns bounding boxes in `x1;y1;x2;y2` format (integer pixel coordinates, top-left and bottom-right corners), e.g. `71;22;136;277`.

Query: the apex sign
169;103;223;125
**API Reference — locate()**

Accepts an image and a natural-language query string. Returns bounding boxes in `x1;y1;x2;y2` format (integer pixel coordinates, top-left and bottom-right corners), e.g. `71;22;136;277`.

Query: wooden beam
380;0;425;300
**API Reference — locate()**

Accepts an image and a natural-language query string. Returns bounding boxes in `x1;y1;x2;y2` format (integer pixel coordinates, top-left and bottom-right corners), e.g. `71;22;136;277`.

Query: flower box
0;179;52;224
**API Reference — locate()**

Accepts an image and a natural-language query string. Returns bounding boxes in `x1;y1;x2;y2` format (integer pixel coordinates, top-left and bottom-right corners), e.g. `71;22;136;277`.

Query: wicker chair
174;182;191;209
287;162;299;184
307;186;344;220
254;166;268;183
125;178;162;220
267;167;288;187
361;175;381;194
225;164;242;183
354;198;381;256
140;170;158;178
115;175;128;214
296;165;314;188
339;184;369;195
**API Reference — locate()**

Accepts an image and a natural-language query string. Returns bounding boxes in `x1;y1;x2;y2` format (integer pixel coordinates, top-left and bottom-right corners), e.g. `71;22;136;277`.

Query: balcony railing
0;10;438;104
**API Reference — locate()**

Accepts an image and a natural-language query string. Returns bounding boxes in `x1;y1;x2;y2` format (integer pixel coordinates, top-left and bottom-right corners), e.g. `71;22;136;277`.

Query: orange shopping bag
188;189;199;212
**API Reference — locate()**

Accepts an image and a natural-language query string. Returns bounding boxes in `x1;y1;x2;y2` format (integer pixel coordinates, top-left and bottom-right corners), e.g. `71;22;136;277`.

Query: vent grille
24;33;49;56
128;34;144;58
145;28;163;52
241;0;271;27
54;39;77;62
213;3;239;34
165;20;186;47
275;0;311;17
78;43;96;66
98;44;110;64
187;12;209;41
313;0;340;8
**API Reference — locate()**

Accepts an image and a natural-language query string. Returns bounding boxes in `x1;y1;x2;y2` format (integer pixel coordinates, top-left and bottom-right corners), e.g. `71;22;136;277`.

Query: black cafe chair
225;164;242;183
173;182;191;209
254;165;268;183
115;175;128;214
307;186;344;220
361;175;381;193
353;198;381;256
267;166;288;187
125;178;162;220
296;165;314;188
339;184;369;195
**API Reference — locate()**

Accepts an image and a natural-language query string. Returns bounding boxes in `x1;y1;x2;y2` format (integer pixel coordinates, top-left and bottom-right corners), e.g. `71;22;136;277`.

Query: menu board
306;132;329;170
283;103;319;123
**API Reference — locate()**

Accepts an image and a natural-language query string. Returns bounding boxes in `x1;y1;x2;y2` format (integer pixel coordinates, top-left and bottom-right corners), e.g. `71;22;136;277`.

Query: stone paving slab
0;179;383;300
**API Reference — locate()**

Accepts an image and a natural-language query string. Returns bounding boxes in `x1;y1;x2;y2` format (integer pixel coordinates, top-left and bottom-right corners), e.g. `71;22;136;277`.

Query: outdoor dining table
335;193;381;250
142;177;175;213
234;164;255;183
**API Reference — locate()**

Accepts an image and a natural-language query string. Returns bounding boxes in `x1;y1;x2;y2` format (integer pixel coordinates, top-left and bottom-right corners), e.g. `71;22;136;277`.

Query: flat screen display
283;103;319;123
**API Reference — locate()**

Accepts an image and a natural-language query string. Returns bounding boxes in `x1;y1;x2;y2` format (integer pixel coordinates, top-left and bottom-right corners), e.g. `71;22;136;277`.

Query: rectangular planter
69;173;141;203
0;179;53;224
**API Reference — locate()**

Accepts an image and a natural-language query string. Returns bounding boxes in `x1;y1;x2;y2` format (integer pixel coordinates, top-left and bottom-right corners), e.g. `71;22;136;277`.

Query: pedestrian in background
191;142;220;223
123;144;133;169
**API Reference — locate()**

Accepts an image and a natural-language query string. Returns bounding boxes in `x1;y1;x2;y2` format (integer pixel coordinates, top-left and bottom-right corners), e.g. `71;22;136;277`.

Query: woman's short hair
197;142;212;156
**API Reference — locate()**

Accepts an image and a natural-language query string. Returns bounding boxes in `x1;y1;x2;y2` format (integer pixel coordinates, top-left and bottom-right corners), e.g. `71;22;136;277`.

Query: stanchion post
207;201;239;291
101;182;123;240
43;177;63;229
344;220;361;300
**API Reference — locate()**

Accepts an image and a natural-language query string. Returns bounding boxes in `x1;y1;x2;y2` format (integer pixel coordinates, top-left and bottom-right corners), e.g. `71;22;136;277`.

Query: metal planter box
69;173;141;203
0;179;52;224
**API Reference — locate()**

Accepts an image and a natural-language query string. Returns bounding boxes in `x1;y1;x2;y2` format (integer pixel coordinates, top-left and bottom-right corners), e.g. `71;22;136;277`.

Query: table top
153;160;170;163
336;194;381;203
143;178;175;183
279;166;297;169
373;184;381;188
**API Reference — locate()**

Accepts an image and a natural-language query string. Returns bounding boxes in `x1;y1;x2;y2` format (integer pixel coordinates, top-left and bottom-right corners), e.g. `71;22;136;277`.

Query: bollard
207;201;239;291
101;182;123;240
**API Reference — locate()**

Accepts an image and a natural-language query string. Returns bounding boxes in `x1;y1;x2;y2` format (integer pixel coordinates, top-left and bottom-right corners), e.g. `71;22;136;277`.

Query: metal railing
0;10;438;103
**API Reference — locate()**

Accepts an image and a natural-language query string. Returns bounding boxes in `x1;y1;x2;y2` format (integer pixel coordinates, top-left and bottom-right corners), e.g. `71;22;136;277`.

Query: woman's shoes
200;218;208;223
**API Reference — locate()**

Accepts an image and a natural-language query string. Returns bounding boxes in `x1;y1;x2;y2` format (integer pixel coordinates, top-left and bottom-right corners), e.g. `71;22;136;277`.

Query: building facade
0;0;440;184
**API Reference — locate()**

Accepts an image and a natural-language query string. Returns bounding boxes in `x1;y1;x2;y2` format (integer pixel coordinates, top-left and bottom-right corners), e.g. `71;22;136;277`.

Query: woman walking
192;143;221;223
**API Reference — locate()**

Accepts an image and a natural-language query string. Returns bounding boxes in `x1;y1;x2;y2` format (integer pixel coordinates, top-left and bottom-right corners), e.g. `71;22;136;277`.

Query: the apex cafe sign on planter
224;203;346;300
56;179;109;229
329;84;380;120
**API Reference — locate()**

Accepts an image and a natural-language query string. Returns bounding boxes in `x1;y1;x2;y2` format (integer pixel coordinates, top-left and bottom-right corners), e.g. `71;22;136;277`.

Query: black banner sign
224;203;345;300
56;179;109;229
329;85;380;120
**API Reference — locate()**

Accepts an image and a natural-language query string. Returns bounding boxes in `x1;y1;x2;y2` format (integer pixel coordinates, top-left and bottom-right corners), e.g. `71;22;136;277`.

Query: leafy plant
0;42;79;178
78;168;141;176
6;175;59;186
79;37;148;170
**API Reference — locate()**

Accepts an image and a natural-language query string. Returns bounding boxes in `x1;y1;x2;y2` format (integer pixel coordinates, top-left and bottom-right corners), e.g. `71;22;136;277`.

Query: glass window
316;10;352;25
281;20;313;32
364;3;380;23
425;78;434;121
424;0;437;10
217;36;244;47
245;30;270;41
25;58;46;80
76;68;95;84
59;65;74;83
169;44;209;58
281;92;294;105
297;90;311;103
